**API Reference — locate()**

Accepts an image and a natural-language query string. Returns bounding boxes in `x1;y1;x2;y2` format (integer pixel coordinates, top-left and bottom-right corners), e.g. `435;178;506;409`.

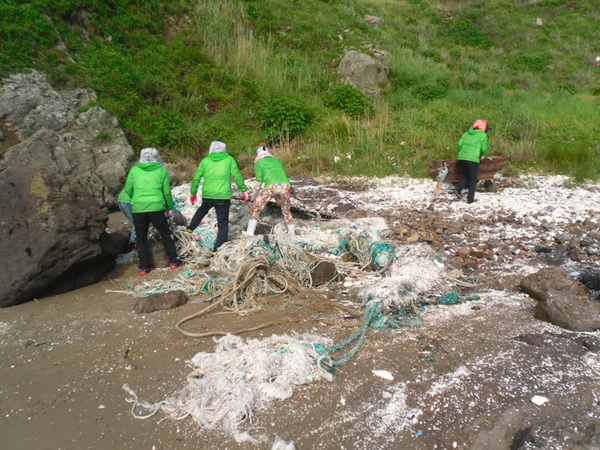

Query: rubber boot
243;219;257;236
287;223;295;236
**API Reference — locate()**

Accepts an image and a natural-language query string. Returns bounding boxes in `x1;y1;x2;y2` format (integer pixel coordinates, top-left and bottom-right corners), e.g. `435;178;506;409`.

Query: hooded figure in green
124;147;180;275
187;141;248;253
454;119;490;204
244;146;295;236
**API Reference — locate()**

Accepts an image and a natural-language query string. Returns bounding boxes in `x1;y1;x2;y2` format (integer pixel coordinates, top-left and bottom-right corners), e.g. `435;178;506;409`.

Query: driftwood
427;156;508;183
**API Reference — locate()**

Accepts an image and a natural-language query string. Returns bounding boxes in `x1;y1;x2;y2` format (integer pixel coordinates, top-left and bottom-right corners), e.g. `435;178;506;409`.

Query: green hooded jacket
255;157;290;185
191;152;248;199
457;129;488;163
124;162;174;213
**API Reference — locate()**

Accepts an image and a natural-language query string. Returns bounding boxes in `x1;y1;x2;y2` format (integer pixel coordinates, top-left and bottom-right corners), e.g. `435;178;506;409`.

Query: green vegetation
1;0;599;180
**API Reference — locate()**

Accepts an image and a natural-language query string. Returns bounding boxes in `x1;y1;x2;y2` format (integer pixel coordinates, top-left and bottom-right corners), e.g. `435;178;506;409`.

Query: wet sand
2;258;599;449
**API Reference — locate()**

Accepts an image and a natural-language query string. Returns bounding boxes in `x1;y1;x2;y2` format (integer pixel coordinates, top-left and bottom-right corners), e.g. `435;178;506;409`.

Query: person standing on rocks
187;141;249;255
454;119;490;204
244;146;295;236
124;147;181;276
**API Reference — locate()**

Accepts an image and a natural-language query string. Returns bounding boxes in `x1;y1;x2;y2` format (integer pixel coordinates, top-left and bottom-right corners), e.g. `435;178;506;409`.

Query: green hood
206;152;230;162
136;162;164;172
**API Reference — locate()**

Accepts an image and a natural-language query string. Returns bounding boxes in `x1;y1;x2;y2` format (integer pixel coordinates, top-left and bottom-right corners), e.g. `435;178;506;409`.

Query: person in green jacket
244;146;295;236
187;141;249;253
455;119;490;204
124;147;180;275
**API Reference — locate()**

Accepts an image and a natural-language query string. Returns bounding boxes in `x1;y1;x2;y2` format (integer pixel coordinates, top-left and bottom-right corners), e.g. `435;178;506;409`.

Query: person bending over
455;119;490;204
245;146;295;236
187;141;249;254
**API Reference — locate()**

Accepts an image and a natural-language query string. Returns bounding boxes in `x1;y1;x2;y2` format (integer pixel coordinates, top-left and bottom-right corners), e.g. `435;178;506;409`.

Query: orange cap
472;119;488;131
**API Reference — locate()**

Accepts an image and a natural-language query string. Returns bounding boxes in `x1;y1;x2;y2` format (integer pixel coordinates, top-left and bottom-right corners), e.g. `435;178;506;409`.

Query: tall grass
1;0;599;180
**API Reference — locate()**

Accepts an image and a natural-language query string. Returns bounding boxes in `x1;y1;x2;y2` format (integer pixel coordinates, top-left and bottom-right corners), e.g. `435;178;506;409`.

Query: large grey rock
0;70;135;209
338;50;390;92
520;267;600;331
0;107;135;209
0;70;95;137
0;167;117;307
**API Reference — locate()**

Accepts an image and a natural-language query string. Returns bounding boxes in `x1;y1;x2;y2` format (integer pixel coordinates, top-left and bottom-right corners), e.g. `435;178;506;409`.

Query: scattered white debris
531;395;549;406
271;436;295;450
372;370;394;380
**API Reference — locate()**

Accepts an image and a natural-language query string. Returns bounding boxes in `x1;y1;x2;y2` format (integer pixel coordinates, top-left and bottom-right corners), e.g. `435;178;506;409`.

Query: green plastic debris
193;229;215;252
438;293;481;305
438;293;462;305
371;242;396;272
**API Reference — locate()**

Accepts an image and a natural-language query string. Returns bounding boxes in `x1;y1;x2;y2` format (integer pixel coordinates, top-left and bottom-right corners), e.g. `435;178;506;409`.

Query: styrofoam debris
531;395;549;405
372;370;394;380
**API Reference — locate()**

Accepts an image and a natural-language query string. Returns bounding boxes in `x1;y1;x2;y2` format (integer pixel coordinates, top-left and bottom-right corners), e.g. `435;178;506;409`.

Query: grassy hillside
1;0;599;180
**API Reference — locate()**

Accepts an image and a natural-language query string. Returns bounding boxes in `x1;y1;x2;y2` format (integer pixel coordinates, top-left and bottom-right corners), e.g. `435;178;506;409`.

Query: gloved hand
189;195;197;205
243;192;250;203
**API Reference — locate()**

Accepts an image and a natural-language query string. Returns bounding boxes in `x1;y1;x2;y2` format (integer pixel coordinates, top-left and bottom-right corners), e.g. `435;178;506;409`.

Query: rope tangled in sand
176;254;304;338
123;333;335;444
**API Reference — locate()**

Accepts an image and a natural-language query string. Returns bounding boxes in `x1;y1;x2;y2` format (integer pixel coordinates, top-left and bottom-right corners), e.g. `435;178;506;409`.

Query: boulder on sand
0;167;119;307
520;267;600;331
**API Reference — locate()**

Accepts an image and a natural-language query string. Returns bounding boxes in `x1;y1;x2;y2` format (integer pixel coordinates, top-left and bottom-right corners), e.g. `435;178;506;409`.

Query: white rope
123;333;334;443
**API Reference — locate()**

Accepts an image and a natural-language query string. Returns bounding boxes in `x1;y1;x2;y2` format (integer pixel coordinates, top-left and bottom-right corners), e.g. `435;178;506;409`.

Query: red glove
189;195;197;205
243;192;250;203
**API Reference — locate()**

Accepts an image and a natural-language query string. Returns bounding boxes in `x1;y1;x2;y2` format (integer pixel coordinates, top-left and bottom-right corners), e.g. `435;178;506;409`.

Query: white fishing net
358;243;462;310
124;333;334;444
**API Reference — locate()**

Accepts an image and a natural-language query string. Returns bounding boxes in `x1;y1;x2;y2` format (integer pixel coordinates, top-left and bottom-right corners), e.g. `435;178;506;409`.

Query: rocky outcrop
520;267;600;331
0;70;93;137
0;167;122;307
338;50;390;92
0;70;136;209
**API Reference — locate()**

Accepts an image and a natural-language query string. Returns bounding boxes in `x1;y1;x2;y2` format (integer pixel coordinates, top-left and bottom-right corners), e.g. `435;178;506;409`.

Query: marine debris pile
120;183;482;443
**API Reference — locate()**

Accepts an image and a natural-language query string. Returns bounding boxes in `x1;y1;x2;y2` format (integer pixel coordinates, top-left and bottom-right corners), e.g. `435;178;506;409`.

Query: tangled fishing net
123;333;334;444
114;206;471;333
106;268;228;297
358;243;458;311
212;234;314;290
115;215;397;302
123;298;408;444
119;185;479;444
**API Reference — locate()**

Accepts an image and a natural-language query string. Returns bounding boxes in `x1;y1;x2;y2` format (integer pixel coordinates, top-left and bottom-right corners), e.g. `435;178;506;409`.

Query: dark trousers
455;160;480;203
133;210;179;269
188;198;231;251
